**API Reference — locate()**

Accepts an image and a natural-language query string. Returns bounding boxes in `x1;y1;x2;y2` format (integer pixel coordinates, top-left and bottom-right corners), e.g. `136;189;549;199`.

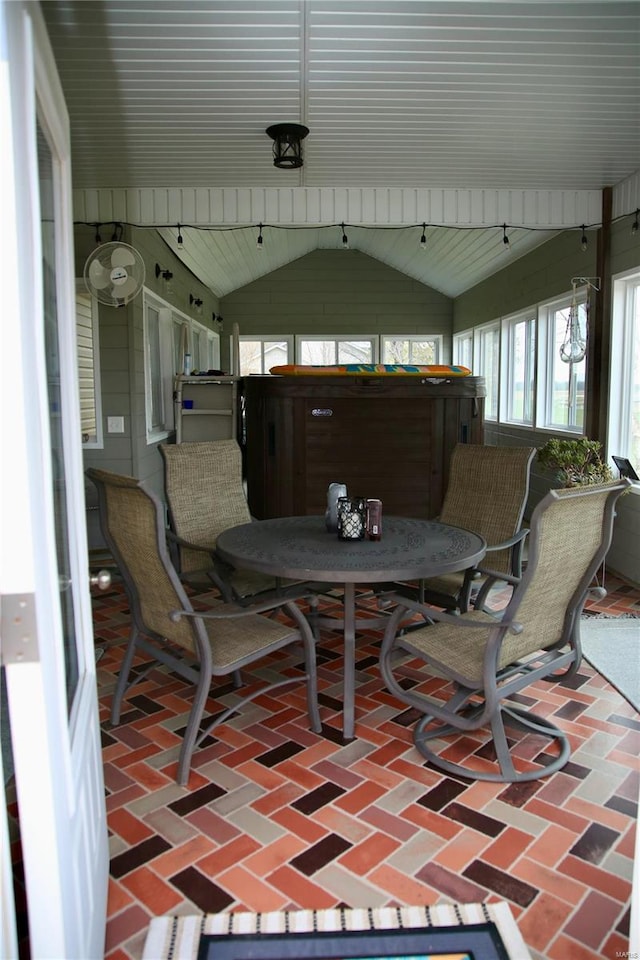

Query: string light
580;225;588;252
81;213;640;254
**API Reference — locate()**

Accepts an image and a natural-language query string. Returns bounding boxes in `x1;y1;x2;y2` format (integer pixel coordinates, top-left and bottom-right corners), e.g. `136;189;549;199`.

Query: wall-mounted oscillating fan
83;242;146;307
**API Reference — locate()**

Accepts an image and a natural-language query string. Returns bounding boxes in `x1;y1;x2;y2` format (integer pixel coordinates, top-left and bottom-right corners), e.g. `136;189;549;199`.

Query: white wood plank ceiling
42;0;640;297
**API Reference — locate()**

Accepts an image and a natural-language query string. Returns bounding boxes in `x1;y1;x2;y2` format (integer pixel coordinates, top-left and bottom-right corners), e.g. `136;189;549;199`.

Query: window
144;299;168;438
502;312;535;425
476;322;500;420
76;287;102;447
144;293;220;441
238;337;292;375
381;335;441;364
538;293;587;433
453;332;473;371
190;318;219;372
296;336;376;365
609;269;640;470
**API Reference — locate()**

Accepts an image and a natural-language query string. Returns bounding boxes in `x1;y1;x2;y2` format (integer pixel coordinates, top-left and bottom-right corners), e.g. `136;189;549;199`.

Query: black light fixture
340;222;349;249
502;224;510;249
177;223;184;248
632;209;639;235
190;294;203;315
155;263;173;283
266;123;309;169
419;223;427;250
256;223;264;250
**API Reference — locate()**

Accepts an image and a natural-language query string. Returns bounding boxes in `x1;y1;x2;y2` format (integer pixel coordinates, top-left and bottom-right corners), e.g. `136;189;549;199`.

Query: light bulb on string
580;226;588;252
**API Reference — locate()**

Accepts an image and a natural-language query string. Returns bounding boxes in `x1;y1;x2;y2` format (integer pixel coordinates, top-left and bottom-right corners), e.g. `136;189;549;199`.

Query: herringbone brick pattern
94;576;639;960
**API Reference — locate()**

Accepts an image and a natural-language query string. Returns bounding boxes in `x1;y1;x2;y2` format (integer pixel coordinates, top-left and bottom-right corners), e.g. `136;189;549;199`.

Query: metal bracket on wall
1;593;40;665
572;276;601;292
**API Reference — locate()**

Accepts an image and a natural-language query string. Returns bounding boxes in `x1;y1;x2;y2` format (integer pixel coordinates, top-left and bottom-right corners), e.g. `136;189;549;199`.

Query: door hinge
1;593;40;665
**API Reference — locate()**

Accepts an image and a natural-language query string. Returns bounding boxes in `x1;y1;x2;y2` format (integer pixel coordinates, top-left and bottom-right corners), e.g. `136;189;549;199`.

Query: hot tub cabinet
244;374;486;520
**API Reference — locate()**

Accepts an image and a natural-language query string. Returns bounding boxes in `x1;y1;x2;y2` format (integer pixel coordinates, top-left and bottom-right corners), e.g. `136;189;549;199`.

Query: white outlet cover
107;416;125;433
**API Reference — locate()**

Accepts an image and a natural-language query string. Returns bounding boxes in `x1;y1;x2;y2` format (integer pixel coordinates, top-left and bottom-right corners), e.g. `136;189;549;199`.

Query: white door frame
1;2;108;957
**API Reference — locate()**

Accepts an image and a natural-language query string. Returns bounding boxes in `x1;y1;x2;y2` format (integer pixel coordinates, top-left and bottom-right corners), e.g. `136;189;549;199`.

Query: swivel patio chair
160;440;294;603
397;443;536;612
379;479;630;782
86;467;321;785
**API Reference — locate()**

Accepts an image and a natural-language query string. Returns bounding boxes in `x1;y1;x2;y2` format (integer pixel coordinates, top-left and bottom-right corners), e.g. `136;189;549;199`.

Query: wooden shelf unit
173;375;242;443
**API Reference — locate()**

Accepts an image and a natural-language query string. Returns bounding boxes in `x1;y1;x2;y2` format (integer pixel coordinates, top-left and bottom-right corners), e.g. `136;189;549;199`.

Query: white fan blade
88;258;111;289
111;246;136;268
111;276;138;300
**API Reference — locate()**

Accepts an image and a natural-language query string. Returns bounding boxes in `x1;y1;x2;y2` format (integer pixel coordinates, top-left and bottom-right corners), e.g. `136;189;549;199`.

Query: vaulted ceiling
42;0;640;298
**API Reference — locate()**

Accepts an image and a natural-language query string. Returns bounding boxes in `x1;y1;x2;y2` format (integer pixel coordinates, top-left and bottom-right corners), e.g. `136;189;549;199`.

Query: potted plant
536;437;614;488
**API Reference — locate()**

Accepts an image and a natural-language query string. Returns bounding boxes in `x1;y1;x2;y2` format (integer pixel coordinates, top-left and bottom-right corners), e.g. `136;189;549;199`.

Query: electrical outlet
107;416;125;434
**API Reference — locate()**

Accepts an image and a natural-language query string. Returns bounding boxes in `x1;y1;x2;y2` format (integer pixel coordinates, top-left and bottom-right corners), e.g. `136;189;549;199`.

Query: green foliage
537;438;614;487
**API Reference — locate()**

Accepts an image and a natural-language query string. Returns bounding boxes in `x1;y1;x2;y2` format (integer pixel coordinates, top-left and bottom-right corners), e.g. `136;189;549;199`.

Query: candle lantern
337;496;366;540
325;481;348;532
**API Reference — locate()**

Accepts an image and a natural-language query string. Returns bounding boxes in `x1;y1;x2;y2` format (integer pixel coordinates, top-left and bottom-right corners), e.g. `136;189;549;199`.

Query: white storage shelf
174;375;242;443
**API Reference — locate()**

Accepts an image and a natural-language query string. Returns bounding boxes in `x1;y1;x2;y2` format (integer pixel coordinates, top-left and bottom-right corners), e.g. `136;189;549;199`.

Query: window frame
500;310;536;427
536;288;588;435
453;331;472;371
236;335;294;375
474;321;501;422
381;335;443;365
295;335;378;365
608;267;640;475
143;291;217;443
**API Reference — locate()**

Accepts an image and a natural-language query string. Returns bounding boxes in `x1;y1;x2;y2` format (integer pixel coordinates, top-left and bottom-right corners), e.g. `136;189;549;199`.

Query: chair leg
111;624;140;725
177;666;212;786
413;702;571;783
301;620;322;734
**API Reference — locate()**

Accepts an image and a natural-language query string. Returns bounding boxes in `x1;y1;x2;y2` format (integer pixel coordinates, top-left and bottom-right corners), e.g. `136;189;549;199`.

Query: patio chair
159;440;293;603
397;443;536;612
86;467;321;785
379;479;631;782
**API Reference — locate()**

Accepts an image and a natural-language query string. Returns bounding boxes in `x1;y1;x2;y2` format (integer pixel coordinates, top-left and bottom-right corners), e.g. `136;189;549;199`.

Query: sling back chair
87;467;321;786
159;440;296;603
379;479;630;783
396;444;536;613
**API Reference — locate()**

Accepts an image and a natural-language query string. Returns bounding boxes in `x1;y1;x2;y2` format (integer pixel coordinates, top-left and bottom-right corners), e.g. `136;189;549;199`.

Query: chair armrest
473;566;520;585
382;593;523;634
484;527;529;553
166;529;215;552
169;586;315;622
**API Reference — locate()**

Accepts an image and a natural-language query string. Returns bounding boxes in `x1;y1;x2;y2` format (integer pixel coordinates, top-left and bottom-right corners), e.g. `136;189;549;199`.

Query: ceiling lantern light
266;123;309;169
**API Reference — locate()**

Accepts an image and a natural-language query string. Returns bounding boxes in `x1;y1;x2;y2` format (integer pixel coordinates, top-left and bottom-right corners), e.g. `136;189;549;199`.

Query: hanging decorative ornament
560;281;587;364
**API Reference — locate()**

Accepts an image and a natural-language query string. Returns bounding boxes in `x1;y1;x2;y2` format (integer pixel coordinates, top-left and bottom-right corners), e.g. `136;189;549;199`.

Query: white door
0;3;108;958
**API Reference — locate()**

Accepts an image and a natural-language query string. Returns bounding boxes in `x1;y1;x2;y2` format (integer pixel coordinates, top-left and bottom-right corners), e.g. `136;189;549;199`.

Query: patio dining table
216;515;486;740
